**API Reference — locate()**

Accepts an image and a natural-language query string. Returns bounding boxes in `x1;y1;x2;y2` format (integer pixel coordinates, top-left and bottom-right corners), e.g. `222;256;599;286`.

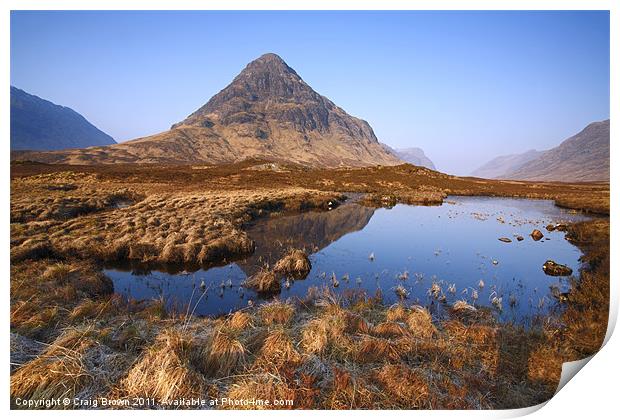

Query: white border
2;1;616;419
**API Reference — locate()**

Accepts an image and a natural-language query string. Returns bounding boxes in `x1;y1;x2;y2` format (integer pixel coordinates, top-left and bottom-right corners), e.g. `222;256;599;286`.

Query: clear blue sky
11;10;609;174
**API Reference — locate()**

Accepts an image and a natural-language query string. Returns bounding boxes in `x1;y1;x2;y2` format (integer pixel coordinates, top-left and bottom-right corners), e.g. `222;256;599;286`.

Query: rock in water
530;229;544;241
542;260;573;276
498;237;512;243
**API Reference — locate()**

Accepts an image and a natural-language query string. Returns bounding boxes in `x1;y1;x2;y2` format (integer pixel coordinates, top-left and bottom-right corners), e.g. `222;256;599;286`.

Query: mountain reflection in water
105;197;589;324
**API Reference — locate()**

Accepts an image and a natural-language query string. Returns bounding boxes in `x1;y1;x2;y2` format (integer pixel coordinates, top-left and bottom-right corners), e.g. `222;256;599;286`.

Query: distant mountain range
472;119;609;182
10;86;115;151
471;149;544;179
394;147;436;170
12;54;400;167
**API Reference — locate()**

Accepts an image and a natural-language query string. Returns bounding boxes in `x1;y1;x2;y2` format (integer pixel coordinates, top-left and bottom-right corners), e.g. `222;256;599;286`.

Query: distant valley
382;144;436;170
472;119;609;182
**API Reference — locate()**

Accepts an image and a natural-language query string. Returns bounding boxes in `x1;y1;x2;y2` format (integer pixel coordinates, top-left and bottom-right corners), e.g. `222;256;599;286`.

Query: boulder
542;260;573;277
498;237;512;243
516;235;524;241
530;229;544;241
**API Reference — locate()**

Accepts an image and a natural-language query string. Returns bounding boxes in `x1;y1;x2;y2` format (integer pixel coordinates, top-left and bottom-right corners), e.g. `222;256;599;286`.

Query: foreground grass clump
11;327;129;407
114;329;206;402
203;328;247;377
9;272;604;409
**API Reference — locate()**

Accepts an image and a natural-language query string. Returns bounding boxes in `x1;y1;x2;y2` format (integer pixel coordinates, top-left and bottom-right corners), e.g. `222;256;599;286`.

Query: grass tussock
227;311;254;331
225;375;297;410
300;305;357;359
115;329;204;402
244;269;280;294
406;306;437;339
326;367;376;409
273;249;311;279
255;328;302;369
203;328;247;377
259;301;295;325
11;327;128;407
11;328;96;404
375;364;431;408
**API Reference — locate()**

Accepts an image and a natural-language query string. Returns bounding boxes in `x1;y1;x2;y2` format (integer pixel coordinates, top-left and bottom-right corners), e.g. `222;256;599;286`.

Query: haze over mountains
472;119;609;182
471;149;544;179
12;53;401;168
10;55;608;180
393;147;436;170
10;86;116;151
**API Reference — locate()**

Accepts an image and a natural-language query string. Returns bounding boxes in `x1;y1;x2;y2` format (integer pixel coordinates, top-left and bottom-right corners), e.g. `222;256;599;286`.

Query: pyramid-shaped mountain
13;53;401;167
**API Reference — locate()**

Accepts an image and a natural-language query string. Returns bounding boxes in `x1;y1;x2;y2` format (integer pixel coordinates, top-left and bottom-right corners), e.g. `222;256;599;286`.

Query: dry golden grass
11;170;342;268
255;327;302;369
326;367;376;409
9;162;609;409
527;345;564;387
11;326;129;407
227;311;254;331
386;304;408;322
300;304;357;359
11;328;96;404
225;374;297;410
114;329;204;402
69;298;118;321
375;364;431;408
258;301;295;326
373;321;410;339
203;328;247;377
406;306;436;339
355;335;403;364
244;269;280;294
273;249;311;279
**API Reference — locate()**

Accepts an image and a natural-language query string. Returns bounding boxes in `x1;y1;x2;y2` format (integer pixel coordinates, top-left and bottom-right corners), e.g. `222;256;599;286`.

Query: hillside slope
11;86;115;151
504;120;609;182
471;149;544;179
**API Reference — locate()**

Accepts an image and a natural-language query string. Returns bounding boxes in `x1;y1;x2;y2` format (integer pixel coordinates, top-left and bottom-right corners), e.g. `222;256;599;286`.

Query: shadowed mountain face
471;149;544;179
503;119;610;182
10;87;115;151
12;54;401;167
239;203;375;276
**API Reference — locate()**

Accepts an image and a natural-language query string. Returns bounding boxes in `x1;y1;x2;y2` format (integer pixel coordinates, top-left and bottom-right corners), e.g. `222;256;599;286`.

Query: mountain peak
250;52;289;66
20;53;400;167
173;53;323;129
238;53;298;77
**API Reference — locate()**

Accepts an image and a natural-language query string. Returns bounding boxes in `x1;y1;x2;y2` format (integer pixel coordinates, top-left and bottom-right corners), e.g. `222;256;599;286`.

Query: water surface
105;196;590;324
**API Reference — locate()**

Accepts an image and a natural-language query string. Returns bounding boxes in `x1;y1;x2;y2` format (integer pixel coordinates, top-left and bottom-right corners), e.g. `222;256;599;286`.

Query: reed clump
273;249;312;279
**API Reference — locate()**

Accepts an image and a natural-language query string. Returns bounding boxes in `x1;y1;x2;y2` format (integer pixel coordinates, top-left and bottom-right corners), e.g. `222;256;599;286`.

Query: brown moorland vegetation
10;161;609;409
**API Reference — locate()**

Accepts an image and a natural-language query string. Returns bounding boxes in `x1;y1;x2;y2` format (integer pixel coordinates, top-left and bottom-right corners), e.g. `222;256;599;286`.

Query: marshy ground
9;160;609;409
